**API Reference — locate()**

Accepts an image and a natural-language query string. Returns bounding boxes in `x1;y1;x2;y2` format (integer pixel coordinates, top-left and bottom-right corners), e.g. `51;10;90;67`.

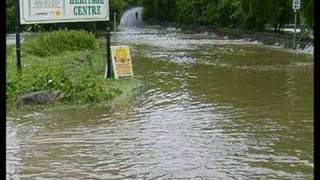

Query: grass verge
6;30;141;113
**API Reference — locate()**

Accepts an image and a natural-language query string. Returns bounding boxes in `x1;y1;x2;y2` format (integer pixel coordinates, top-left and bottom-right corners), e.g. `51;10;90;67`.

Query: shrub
7;64;122;106
23;30;97;57
6;30;124;109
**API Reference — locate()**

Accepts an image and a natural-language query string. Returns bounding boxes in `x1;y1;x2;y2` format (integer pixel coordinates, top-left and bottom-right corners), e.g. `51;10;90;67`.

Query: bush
23;30;97;57
6;30;124;109
7;61;122;106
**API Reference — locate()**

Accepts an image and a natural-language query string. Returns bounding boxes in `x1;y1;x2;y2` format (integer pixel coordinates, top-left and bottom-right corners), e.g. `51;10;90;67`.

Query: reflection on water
7;26;313;179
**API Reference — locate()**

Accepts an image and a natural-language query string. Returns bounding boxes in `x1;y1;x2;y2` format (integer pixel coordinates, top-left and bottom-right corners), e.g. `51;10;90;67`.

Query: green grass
6;30;141;112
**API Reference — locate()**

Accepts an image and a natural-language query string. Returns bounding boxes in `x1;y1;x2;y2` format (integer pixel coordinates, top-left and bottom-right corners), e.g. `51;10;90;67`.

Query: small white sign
20;0;109;24
293;0;301;10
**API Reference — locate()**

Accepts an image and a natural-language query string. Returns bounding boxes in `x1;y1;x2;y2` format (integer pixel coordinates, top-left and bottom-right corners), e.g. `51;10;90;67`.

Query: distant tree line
141;0;314;32
6;0;313;33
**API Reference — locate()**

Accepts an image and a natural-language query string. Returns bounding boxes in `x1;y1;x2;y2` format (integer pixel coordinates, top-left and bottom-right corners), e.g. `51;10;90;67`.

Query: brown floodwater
7;26;313;179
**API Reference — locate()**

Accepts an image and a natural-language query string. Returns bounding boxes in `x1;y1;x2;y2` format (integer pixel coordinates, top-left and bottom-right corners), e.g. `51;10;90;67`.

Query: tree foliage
301;0;314;29
141;0;314;31
6;0;15;32
6;0;314;33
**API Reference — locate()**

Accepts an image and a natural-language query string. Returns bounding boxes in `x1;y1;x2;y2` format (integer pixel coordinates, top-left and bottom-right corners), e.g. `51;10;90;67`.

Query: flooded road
7;26;313;179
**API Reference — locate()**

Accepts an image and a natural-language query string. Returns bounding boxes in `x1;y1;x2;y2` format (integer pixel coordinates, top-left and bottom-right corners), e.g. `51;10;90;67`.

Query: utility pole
15;0;21;72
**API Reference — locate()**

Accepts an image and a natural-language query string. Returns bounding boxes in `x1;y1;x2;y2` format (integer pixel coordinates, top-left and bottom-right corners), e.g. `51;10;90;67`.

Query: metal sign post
15;0;21;72
293;9;297;48
292;0;301;49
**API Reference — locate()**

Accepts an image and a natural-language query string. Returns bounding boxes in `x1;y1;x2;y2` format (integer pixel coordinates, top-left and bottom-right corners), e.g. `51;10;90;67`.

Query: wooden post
93;22;98;38
114;12;117;32
15;0;21;72
106;23;112;78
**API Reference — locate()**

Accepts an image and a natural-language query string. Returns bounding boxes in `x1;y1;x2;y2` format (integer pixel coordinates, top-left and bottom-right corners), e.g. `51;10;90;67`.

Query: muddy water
7;26;313;179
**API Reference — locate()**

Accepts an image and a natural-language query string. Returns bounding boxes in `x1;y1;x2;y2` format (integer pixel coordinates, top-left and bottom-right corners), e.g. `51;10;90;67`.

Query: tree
267;0;292;32
142;0;177;22
301;0;314;29
6;0;15;33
